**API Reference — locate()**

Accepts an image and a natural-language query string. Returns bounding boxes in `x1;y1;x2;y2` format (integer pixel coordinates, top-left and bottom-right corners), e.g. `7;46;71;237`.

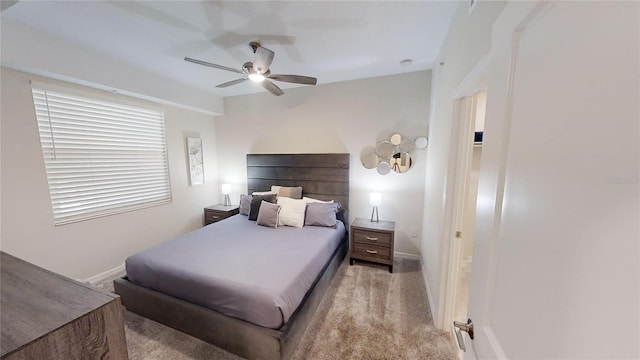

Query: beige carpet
99;258;456;360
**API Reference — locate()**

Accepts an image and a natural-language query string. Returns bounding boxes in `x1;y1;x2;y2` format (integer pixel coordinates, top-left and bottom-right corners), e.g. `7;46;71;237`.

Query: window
32;87;172;225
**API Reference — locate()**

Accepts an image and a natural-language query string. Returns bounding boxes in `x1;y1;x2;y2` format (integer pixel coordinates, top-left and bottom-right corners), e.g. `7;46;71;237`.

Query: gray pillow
304;203;339;227
271;186;303;199
239;194;252;216
249;194;277;221
256;201;281;228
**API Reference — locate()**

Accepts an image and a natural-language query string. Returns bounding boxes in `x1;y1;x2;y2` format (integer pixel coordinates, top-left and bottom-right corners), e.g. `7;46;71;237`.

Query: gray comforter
125;215;345;329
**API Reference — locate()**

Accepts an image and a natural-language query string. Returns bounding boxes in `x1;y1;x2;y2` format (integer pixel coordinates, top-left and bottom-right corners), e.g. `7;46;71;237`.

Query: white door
464;1;639;358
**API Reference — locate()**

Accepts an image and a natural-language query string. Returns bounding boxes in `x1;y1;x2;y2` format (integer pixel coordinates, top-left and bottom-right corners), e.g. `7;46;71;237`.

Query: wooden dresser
0;252;129;360
204;204;240;225
349;218;396;273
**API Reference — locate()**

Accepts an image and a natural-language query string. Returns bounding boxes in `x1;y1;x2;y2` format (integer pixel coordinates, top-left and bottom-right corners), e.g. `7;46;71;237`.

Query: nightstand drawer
353;229;392;247
351;243;391;263
204;205;239;226
205;210;232;224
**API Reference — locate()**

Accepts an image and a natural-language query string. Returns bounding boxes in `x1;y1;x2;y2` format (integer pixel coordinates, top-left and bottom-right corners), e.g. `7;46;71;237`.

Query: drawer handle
366;249;378;254
365;236;378;241
211;215;220;219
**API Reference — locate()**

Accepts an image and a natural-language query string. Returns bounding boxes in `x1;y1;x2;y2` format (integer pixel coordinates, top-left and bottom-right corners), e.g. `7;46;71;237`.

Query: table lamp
221;184;231;206
370;192;381;222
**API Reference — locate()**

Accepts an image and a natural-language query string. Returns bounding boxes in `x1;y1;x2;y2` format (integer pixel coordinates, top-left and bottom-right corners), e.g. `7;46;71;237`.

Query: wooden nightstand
204;204;239;226
349;218;396;273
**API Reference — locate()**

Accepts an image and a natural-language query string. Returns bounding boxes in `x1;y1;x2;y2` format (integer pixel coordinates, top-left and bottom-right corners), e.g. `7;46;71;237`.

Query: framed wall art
186;137;204;186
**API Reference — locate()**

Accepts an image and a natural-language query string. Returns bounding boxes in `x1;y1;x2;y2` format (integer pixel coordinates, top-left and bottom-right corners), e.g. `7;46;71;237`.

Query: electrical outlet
411;228;418;238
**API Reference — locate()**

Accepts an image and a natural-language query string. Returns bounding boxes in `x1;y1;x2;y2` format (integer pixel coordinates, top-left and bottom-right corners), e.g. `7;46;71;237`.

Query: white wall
215;71;431;256
0;68;219;280
421;1;507;325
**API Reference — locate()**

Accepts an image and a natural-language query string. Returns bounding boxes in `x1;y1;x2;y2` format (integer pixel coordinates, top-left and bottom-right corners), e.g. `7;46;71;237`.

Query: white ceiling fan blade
184;57;244;74
268;74;317;85
261;79;284;96
216;78;247;88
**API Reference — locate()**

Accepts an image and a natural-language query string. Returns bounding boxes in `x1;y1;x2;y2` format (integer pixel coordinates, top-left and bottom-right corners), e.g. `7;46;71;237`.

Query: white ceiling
1;1;459;98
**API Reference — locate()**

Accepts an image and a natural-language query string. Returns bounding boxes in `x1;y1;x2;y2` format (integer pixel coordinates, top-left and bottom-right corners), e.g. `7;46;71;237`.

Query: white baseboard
81;263;125;285
420;256;437;325
394;251;421;260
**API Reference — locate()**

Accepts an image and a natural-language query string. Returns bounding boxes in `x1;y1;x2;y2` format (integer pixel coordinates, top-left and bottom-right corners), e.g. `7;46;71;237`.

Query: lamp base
371;206;379;222
223;194;231;206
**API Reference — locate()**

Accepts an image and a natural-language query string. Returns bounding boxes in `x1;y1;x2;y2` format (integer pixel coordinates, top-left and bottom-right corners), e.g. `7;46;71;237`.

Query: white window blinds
32;88;172;225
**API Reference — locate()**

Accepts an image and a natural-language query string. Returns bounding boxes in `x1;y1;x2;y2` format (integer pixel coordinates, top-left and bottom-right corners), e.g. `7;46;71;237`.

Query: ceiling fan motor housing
242;62;254;74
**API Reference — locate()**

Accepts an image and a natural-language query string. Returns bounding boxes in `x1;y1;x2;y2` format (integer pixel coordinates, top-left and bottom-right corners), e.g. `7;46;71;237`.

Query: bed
114;153;350;360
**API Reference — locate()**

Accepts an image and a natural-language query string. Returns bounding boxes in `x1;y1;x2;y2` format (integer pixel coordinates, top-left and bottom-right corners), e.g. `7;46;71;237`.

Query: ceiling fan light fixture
248;73;265;82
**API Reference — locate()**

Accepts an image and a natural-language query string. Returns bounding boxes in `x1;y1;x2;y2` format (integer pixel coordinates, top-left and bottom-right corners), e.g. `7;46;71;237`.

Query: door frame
437;55;489;335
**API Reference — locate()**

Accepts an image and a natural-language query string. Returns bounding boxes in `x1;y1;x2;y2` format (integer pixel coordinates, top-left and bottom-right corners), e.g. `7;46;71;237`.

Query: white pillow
303;196;334;204
277;197;307;228
252;191;276;196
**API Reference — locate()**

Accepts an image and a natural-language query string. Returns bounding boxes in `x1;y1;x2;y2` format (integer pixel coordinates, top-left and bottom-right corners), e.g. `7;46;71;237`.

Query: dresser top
0;252;118;357
351;217;395;232
205;204;239;212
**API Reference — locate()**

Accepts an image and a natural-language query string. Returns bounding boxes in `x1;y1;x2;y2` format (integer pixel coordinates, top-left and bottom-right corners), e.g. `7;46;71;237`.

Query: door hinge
455;231;462;238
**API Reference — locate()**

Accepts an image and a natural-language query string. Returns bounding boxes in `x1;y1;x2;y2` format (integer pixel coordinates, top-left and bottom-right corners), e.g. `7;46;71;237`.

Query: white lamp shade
221;184;231;195
370;192;382;206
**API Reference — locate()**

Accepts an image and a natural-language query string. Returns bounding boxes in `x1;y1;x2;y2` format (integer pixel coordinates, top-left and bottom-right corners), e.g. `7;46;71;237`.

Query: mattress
125;214;345;329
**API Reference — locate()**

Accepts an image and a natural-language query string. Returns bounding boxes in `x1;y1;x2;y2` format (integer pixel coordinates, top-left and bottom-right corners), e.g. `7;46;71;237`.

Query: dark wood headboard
247;154;350;210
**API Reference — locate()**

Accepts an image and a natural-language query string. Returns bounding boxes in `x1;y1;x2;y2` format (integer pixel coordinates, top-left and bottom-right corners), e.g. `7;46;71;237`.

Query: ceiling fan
184;42;317;96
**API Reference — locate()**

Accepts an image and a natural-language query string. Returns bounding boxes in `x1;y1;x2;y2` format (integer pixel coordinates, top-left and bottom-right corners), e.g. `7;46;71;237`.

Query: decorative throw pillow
239;194;252;216
256;201;281;228
249;194;277;221
304;202;340;228
252;191;275;196
271;186;303;199
277;197;307;228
